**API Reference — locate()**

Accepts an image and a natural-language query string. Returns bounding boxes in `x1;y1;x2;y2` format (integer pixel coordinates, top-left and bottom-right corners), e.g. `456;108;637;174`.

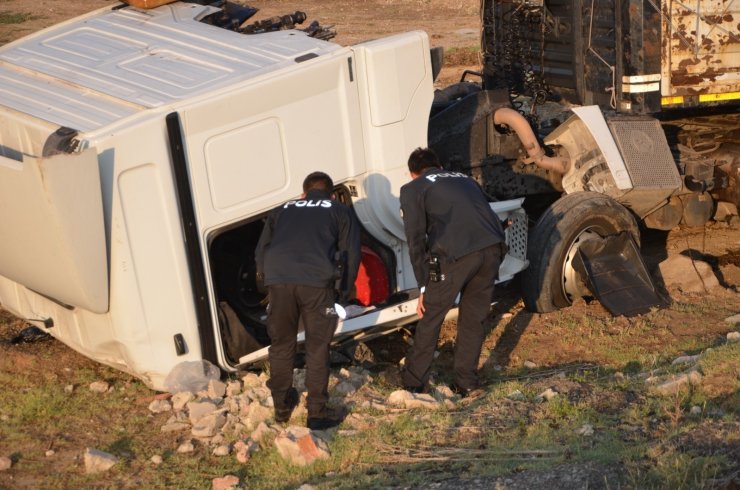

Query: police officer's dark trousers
402;245;502;391
266;284;337;418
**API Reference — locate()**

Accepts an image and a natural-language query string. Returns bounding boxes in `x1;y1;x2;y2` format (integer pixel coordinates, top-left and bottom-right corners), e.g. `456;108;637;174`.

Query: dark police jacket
399;167;506;288
255;189;361;292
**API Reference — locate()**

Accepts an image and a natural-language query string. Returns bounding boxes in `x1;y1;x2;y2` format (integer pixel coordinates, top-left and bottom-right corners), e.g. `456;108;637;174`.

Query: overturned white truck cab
0;2;529;390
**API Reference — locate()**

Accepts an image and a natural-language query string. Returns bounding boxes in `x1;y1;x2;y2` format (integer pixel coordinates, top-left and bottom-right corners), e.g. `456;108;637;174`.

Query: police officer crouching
399;148;506;396
255;172;360;430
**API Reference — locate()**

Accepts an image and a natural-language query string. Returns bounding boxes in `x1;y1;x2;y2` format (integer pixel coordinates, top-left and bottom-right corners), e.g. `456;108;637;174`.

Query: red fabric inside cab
354;246;389;306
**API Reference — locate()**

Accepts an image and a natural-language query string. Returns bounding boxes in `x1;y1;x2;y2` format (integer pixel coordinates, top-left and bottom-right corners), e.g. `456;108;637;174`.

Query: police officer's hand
416;293;425;318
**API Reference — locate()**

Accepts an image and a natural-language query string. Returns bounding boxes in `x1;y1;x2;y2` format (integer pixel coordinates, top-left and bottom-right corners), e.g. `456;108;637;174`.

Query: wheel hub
561;229;600;302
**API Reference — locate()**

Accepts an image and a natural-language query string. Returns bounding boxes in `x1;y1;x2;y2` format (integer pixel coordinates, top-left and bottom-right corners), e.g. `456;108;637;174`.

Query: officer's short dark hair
303;171;334;193
408;147;441;174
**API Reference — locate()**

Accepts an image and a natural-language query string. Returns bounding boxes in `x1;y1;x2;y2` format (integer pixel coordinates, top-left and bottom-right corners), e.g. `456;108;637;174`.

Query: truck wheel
522;192;639;312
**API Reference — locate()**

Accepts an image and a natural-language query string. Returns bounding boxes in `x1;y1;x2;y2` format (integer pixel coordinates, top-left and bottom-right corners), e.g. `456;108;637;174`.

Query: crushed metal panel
550;106;634;190
0;148;109;313
661;0;740;96
573;232;664;317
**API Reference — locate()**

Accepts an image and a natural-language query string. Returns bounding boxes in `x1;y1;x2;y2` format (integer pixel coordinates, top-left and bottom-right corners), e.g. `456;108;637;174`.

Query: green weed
625;449;727;489
444;45;480;66
0;12;36;24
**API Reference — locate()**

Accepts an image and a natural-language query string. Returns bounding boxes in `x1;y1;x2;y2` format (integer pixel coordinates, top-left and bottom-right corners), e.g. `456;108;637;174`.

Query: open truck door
0;147;108;315
170;47;369;371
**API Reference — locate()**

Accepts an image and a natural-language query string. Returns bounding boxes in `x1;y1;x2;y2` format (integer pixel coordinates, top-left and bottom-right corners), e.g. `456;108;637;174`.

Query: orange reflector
661;96;684;105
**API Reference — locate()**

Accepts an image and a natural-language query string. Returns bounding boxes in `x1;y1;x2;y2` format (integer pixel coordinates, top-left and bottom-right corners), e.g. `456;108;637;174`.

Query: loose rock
724;314;740;326
191;413;226;438
274;427;330;466
244;402;272;430
242;373;262;389
727;331;740;343
506;390;526;401
188;400;218;424
177;440;195;453
387;389;414;407
64;385;74;394
226;381;242;397
433;385;455;400
150;455;163;465
212;445;230;457
360;399;388;411
246;386;272;404
149;399;172;414
344;413;374;431
713;201;738;222
212;475;240;490
690;405;702;415
45;450;55;457
672;354;700;366
234;439;259;463
84;448;118;474
652;370;703;396
89;381;110;393
523;360;538;369
171;392;194;411
657;256;720;293
535;388;558;403
575;424;594;436
250;421;276;444
293;369;307;393
208;380;227;399
405;393;440;410
161;422;190;433
0;456;11;471
333;381;357;396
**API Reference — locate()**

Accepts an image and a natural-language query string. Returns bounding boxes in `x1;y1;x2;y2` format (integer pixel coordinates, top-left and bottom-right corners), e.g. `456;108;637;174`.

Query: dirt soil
0;1;739;488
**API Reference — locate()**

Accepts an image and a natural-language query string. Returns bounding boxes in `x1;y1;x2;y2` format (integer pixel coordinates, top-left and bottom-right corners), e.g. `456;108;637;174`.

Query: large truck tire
522;192;640;313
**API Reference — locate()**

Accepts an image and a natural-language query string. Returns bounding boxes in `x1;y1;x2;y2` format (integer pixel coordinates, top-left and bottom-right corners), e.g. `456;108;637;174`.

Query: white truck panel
0;149;109;312
351;32;435;291
0;65;139;133
555;106;633;191
180;49;366;232
0;3;339;131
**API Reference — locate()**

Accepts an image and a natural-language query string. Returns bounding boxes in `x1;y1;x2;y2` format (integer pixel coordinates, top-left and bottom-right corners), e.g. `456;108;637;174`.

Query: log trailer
430;0;738;313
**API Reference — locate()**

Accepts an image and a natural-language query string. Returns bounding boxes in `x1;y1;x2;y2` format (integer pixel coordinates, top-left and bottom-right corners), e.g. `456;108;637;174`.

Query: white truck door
169;50;365;367
178;51;365;232
0;148;109;313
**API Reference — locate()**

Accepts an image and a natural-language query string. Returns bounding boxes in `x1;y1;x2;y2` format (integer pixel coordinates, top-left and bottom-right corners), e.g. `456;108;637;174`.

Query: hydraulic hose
493;107;569;174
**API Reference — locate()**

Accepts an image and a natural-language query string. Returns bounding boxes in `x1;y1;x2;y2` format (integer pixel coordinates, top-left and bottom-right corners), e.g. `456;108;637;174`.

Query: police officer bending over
399;148;506;396
255;172;360;430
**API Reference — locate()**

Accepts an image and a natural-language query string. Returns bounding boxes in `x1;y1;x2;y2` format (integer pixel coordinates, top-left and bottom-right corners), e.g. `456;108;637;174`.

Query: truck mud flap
573;232;664;317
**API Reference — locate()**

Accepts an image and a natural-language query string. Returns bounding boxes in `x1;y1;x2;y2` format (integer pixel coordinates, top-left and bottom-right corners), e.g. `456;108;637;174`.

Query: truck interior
208;185;402;366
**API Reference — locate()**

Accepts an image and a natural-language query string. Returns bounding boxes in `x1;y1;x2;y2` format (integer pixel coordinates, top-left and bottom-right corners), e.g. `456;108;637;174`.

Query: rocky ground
12;324;735;489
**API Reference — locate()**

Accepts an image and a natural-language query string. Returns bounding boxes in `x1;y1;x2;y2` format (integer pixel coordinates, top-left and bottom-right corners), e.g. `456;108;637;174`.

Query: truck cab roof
0;2;339;133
